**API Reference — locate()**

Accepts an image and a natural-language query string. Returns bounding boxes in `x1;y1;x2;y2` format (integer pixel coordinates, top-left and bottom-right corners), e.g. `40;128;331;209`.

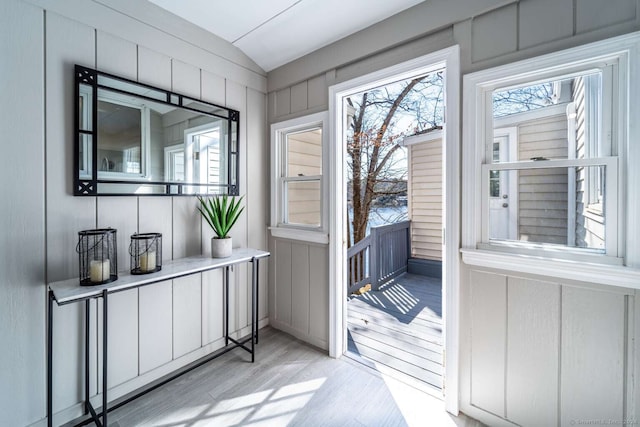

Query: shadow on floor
346;273;444;394
349;273;442;324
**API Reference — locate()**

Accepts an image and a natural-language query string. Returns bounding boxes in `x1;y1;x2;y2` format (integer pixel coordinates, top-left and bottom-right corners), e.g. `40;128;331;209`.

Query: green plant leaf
196;194;244;239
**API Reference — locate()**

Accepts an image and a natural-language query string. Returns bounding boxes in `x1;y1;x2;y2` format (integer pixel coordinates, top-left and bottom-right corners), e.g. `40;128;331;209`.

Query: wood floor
88;327;480;427
347;273;443;396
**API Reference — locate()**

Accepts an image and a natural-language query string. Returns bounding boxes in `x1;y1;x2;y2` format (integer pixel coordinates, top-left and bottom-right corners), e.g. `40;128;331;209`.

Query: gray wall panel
0;2;45;424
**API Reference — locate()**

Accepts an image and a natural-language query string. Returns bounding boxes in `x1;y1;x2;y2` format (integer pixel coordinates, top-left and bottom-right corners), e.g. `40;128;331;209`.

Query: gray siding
517;114;569;245
573;76;606;249
409;138;443;261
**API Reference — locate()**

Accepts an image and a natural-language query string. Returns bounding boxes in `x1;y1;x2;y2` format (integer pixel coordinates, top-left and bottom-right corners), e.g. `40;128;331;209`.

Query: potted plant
197;194;244;258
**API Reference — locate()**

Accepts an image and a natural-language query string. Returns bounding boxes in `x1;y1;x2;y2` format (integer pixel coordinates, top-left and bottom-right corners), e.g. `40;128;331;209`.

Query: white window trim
462;32;640;279
270;111;329;244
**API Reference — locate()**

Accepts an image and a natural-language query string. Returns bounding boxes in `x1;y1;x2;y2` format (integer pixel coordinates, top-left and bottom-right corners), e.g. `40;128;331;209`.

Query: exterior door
489;129;518;240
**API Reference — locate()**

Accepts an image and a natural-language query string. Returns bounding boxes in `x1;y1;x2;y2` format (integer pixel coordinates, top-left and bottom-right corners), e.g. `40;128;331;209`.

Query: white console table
46;248;269;427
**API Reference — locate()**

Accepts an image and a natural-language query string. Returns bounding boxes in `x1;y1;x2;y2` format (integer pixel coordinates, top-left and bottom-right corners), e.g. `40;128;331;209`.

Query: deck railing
347;221;410;294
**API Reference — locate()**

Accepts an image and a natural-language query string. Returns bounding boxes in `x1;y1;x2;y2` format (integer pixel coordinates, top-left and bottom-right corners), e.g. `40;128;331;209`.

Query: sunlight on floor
148;378;326;427
381;371;462;427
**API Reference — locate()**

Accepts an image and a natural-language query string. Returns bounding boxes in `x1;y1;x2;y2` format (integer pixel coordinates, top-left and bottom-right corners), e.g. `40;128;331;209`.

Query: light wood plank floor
93;327;480;427
347;273;443;396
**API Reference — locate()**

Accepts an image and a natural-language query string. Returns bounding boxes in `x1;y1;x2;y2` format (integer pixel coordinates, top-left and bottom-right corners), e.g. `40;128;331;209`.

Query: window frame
270;111;329;244
462;34;636;268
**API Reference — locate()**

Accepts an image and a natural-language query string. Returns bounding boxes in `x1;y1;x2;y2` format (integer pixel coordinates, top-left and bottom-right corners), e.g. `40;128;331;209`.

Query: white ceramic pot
211;236;232;258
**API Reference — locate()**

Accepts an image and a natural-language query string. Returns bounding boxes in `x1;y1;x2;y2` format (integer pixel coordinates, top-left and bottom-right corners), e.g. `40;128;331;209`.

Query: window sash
480;156;618;256
281;177;322;227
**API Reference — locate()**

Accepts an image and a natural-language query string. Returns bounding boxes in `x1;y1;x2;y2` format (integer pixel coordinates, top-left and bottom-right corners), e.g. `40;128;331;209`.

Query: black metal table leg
47;290;54;427
85;300;90;416
255;259;259;345
224;266;229;347
102;289;108;427
251;258;256;362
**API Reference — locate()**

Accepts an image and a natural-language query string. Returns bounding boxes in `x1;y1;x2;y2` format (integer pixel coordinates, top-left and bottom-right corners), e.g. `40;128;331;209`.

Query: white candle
139;251;156;272
89;259;110;283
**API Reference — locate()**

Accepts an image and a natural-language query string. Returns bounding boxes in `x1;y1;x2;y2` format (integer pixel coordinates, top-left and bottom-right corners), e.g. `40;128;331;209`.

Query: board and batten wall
1;0;268;426
266;0;640;425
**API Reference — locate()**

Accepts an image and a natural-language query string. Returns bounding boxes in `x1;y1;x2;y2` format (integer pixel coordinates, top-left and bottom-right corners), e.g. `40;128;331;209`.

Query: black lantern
129;233;162;275
77;228;118;286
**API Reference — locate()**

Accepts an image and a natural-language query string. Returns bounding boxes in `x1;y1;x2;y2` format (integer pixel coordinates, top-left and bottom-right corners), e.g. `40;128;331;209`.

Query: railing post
406;221;411;270
370;226;379;290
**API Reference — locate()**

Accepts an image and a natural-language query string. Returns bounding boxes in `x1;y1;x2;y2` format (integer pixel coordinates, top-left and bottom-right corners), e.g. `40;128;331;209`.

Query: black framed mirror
74;65;239;196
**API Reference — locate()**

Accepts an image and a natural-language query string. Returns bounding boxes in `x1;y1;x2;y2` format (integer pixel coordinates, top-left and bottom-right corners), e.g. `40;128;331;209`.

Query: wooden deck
347;273;443;395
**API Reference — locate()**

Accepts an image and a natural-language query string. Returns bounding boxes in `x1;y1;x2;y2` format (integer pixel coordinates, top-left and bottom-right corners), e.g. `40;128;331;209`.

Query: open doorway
342;70;445;396
328;47;461;412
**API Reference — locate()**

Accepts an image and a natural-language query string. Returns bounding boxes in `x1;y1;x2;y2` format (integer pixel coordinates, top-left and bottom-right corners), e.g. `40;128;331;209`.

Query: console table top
49;248;269;305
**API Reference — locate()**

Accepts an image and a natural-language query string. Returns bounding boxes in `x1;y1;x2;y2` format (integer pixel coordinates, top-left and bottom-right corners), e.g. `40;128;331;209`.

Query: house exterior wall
497;112;570;244
573;76;607;249
265;0;640;425
0;0;268;425
286;130;323;225
518;117;570;244
408;138;443;261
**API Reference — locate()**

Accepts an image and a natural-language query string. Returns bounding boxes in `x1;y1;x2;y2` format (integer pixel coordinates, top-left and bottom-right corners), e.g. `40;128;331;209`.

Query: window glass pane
79;134;92;179
488;166;605;251
98;75;167;102
286;128;322;177
97;99;142;174
183;97;229;118
492;70;604;163
286;180;321;226
79;84;93;131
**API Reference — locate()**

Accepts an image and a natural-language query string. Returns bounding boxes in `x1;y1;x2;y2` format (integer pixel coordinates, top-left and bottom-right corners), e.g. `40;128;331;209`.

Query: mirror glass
75;65;239;196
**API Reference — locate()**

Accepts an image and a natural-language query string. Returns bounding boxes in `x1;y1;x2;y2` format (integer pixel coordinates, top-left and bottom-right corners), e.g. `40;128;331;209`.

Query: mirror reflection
75;65;239;196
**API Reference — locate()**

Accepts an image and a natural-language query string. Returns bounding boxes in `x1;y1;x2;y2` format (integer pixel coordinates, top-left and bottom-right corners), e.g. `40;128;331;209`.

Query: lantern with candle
77;228;118;285
129;232;162;274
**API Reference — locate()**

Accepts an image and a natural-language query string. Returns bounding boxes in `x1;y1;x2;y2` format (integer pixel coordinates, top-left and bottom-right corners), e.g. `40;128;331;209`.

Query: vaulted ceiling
147;0;425;72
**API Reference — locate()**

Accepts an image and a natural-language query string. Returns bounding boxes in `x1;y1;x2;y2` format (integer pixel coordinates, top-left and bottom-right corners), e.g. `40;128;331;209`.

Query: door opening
329;47;461;413
342;69;445;396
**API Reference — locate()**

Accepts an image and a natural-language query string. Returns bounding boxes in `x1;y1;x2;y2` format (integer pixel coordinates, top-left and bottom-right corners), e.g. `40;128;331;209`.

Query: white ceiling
147;0;425;72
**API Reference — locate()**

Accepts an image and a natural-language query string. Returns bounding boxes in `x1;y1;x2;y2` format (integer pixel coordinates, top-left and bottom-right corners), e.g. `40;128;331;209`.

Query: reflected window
97;97;145;176
74;64;239;196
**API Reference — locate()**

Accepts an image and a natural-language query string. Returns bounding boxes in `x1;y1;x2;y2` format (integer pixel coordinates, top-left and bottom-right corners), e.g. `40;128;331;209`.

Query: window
96;91;150;180
462;34;638;266
184;124;226;194
271;112;329;243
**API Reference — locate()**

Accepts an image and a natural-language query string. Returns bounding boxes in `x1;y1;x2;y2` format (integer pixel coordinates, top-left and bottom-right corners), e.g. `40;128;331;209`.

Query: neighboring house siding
573;76;606;249
409;138;442;261
516;114;568;245
286;130;322;225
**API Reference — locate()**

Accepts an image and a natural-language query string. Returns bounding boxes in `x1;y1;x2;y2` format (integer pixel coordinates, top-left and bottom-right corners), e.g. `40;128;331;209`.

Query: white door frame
328;45;461;414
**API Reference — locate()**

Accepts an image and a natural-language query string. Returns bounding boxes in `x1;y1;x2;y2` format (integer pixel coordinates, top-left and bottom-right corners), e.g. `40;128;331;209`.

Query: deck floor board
347;273;443;395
